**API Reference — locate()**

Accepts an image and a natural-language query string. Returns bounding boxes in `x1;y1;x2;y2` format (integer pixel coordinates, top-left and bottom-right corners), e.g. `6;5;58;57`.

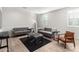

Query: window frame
67;9;79;27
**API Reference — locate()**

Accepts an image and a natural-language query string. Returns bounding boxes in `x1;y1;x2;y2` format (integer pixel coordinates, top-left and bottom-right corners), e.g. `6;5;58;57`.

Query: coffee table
27;33;43;45
28;33;43;37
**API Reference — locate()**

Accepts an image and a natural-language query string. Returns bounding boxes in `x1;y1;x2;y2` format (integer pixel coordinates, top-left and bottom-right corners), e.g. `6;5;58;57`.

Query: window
68;8;79;27
41;14;48;27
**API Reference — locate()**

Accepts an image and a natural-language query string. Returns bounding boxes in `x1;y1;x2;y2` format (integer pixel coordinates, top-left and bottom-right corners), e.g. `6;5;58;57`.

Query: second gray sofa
11;27;31;37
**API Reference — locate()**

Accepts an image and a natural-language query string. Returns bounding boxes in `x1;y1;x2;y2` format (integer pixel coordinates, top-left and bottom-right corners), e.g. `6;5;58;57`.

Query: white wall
1;7;36;30
0;8;2;28
38;8;79;39
47;8;68;32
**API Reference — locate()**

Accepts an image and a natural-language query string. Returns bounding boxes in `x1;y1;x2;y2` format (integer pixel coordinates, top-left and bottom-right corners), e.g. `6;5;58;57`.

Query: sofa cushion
44;28;52;32
13;27;28;31
39;30;52;34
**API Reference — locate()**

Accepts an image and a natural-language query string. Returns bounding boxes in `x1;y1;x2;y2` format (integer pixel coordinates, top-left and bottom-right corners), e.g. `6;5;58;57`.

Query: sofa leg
57;39;59;44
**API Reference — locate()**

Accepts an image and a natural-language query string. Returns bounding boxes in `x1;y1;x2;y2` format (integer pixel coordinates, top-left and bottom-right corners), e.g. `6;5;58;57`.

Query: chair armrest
65;37;74;39
58;33;65;35
58;33;64;36
58;33;65;39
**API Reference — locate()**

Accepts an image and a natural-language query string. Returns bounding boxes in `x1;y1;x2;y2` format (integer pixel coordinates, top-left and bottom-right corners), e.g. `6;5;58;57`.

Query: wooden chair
58;31;75;48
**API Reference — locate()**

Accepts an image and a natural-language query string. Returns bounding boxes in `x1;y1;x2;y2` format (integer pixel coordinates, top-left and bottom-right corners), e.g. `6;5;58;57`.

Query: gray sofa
38;28;53;38
11;27;31;37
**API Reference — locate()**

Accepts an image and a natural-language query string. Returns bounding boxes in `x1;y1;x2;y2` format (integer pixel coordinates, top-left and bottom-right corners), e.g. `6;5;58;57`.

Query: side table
0;31;9;52
52;31;60;40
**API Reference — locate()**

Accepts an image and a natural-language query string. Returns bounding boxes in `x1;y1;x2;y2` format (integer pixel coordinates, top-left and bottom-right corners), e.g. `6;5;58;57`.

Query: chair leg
73;41;75;48
64;42;66;48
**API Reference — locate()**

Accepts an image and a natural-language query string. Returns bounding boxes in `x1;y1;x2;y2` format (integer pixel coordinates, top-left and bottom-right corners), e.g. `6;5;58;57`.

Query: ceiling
23;7;64;14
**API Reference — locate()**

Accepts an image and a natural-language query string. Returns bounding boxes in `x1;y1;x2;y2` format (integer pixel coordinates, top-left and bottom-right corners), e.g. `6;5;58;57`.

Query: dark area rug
20;36;51;52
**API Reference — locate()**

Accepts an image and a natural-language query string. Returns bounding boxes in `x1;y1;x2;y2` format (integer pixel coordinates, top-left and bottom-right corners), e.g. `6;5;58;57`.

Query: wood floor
0;35;79;52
